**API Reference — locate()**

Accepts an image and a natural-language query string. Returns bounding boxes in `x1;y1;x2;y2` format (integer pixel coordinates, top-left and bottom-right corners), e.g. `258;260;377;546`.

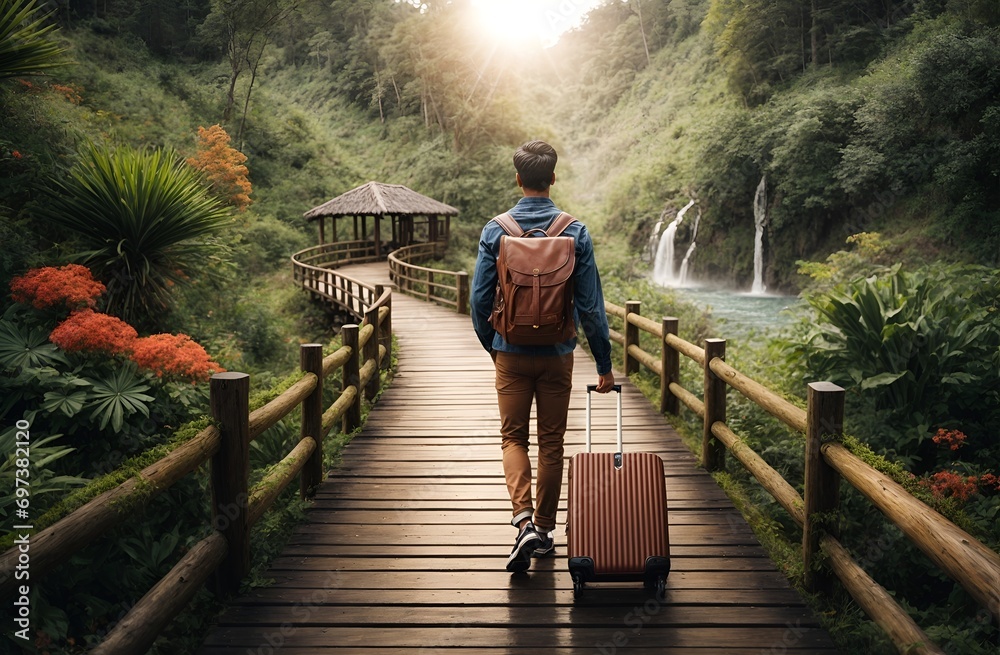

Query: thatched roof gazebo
304;181;459;258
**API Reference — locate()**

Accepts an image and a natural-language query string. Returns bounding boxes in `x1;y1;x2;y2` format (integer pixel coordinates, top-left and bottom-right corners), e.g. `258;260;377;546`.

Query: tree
37;143;233;325
380;2;523;154
0;0;69;80
200;0;297;141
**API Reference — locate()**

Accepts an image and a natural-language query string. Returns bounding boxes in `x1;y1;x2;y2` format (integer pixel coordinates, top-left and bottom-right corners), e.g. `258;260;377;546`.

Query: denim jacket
471;197;613;376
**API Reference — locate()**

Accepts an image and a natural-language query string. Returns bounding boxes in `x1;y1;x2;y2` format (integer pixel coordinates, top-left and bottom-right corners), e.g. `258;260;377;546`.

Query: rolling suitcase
567;384;670;597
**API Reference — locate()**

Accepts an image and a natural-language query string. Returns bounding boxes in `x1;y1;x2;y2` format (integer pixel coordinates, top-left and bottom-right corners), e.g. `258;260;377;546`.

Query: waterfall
652;199;696;287
644;210;667;262
678;205;701;286
751;175;767;295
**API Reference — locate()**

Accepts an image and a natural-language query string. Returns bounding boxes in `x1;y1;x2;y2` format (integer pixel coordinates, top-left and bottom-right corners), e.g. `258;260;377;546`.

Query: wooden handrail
709;357;807;433
388;242;469;314
823;442;1000;619
0;286;394;654
0;424;221;599
605;299;1000;652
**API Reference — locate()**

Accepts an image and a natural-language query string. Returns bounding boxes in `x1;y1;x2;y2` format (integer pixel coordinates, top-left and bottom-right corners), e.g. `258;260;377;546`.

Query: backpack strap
494;212;577;238
492;213;523;237
545;212;577;237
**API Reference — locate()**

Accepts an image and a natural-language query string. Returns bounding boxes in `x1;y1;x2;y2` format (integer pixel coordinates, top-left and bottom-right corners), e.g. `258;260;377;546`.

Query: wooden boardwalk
199;262;838;654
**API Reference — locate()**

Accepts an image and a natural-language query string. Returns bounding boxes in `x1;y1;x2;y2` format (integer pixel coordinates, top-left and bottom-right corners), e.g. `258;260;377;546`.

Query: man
471;140;615;573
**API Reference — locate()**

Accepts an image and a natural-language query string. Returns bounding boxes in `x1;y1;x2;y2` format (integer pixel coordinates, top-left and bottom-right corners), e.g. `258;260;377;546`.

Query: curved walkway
199;262;838;654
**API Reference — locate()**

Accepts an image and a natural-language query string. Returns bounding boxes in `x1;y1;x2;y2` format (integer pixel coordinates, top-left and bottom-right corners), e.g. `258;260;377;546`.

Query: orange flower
11;264;106;310
49;309;138;355
11;150;22;159
131;333;224;382
187;125;252;211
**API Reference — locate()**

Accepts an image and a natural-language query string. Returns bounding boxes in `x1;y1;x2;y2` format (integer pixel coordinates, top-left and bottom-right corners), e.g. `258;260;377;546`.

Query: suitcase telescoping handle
585;384;623;453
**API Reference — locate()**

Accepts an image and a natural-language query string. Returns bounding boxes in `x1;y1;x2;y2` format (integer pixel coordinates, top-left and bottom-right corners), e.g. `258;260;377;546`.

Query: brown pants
494;351;574;533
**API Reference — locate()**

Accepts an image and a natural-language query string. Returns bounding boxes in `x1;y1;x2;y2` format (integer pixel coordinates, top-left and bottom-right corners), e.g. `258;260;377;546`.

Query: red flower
10;264;106;310
980;473;1000;492
131;333;224;382
931;428;967;451
49;309;137;355
11;150;22;159
920;470;979;502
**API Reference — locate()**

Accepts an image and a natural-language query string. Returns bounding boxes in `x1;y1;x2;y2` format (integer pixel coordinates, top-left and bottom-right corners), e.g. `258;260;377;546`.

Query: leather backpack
489;212;578;346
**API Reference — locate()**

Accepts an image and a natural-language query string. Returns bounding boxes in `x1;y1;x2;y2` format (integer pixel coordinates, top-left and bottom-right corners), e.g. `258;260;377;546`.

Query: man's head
513;140;557;192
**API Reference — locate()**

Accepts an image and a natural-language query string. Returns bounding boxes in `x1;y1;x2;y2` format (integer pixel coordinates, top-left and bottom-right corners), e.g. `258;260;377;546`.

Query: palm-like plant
0;0;69;79
38;142;233;324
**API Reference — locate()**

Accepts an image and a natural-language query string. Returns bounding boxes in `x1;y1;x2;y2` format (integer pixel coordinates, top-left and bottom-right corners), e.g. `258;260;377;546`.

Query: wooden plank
227;569;799;591
213;604;824;628
202;626;837;650
225;586;809;607
205;651;834;655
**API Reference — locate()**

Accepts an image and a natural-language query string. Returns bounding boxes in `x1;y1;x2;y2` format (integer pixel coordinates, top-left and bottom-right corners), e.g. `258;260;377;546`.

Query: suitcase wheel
643;574;667;597
572;573;585;598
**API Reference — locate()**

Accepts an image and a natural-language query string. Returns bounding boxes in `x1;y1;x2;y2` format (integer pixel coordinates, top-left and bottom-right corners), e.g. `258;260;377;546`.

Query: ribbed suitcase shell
567;451;669;577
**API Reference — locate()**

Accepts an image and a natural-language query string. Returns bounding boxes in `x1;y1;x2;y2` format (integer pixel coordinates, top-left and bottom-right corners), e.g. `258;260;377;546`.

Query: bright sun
469;0;577;47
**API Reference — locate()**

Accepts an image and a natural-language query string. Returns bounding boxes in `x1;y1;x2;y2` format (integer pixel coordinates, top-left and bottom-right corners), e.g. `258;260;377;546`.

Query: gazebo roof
304;181;459;221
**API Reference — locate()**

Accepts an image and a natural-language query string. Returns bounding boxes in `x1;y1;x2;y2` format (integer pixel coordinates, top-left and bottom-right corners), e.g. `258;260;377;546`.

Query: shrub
186;124;253;211
0;265;222;480
131;333;224;382
9;263;105;310
0;0;70;80
786;263;1000;471
36;142;233;326
49;309;138;355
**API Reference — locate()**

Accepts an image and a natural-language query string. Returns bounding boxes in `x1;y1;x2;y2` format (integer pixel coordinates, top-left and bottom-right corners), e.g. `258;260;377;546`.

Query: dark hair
513;141;557;191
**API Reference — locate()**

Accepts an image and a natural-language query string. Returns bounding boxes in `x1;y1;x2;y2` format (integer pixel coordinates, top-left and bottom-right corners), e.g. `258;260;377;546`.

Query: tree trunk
810;0;819;68
633;0;651;67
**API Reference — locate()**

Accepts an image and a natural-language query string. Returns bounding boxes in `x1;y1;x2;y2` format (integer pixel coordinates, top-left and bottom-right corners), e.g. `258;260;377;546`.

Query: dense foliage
790;263;1000;471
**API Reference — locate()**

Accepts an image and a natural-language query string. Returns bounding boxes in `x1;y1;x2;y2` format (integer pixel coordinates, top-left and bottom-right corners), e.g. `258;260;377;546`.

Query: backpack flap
495;234;576;344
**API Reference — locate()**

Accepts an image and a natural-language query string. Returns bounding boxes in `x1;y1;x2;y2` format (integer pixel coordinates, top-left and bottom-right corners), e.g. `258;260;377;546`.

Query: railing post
702;339;727;472
456;271;469;315
300;344;324;498
427;271;434;302
364;305;380;401
375;284;392;370
803;381;845;593
623;300;641;376
342;324;362;433
209;372;251;594
661;317;679;415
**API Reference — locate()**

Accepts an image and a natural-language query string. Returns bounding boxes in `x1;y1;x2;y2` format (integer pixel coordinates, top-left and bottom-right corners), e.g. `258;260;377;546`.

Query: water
651;200;696;287
751;175;767;294
675;287;802;341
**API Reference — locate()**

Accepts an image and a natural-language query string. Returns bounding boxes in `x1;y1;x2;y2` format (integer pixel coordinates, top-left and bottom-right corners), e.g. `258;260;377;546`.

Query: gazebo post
353;215;359;241
374;215;382;258
318;217;325;245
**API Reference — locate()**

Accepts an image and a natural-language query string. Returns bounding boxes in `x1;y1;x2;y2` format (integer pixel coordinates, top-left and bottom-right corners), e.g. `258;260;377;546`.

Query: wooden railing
292;241;385;318
607;299;1000;655
0;290;392;655
388;242;469;314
